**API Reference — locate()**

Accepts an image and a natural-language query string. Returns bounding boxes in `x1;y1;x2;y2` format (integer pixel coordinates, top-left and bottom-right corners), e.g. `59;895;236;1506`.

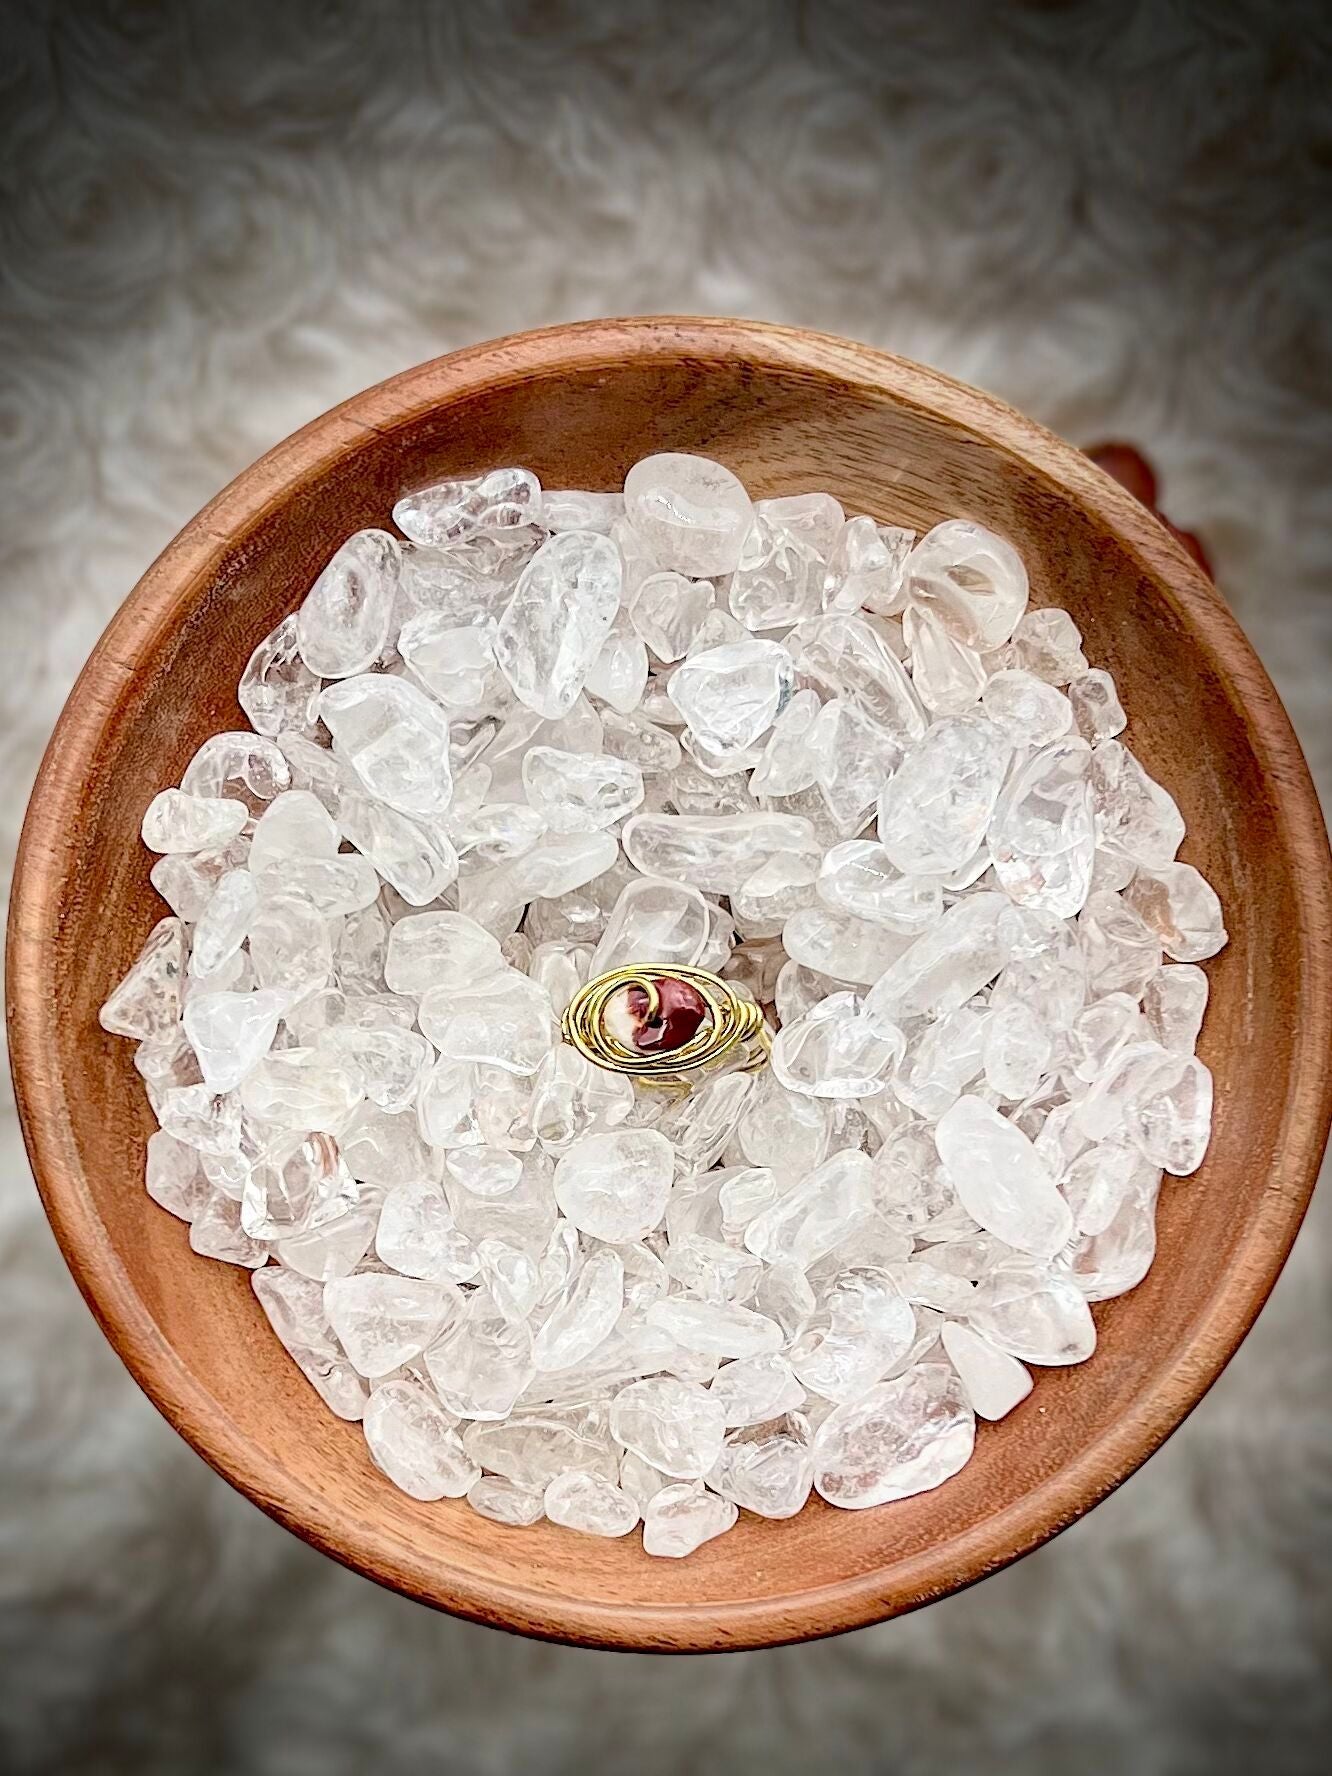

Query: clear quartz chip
904;520;1029;650
239;615;323;738
100;917;186;1040
544;1470;639;1537
622;811;819;897
320;675;454;819
553;1130;673;1243
1123;862;1227;962
939;1321;1032;1420
393;468;541;546
493;531;623;720
522;746;644;833
609;1376;727;1478
668;639;795;758
877;714;1011;876
296;530;402;679
772;992;903;1099
252;1267;368;1420
641;1481;737;1556
629;572;715;662
623;453;753;577
182;987;288;1092
813;1365;975;1507
324;1272;456;1379
141;789;248;855
934;1095;1073;1260
363;1378;478;1500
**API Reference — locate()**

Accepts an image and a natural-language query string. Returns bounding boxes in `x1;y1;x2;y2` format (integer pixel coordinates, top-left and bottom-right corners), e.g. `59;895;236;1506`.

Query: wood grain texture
7;317;1331;1653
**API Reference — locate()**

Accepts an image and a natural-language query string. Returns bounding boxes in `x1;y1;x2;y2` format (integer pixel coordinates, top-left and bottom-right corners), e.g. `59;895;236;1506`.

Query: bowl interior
11;320;1330;1651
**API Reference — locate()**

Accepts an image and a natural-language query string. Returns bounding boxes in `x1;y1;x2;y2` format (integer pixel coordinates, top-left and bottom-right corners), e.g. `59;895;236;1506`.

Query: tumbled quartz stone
419;968;553;1076
296;529;401;679
707;1353;805;1428
966;1261;1096;1364
823;514;912;616
100;917;186;1040
772;991;903;1099
181;732;291;815
609;1376;727;1478
642;1481;738;1557
467;1474;545;1527
1090;740;1185;869
1123;862;1227;962
494;531;623;720
903;603;986;717
749;688;821;798
789;1272;917;1403
813;1364;975;1508
376;1178;478;1284
939;1321;1032;1420
585;630;648;714
622;811;818;897
987;737;1095;918
324;1272;456;1379
808;698;903;828
865;892;1010;1025
522;745;643;833
981;1000;1052;1100
1124;1052;1213;1175
543;1470;639;1538
1144;964;1209;1053
1068;667;1127;743
727;516;823;630
816;841;941;936
320;675;453;819
904;520;1029;651
182;988;288;1093
553;1129;673;1244
623;453;753;577
646;1298;782;1360
145;1129;210;1222
935;1095;1072;1260
384;910;501;996
877;714;1011;876
252;1266;368;1420
668;639;794;758
393;468;540;547
363;1379;478;1500
533;1247;625;1372
589;877;709;977
190;870;258;979
240;1129;359;1240
1011;607;1088;684
142;789;249;855
981;669;1074;748
629;572;715;662
744;1149;874;1268
784;905;907;987
709;1418;814;1518
239;614;323;738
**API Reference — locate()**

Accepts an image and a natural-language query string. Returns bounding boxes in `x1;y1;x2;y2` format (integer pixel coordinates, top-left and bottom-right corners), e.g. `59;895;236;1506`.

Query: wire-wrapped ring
560;963;770;1088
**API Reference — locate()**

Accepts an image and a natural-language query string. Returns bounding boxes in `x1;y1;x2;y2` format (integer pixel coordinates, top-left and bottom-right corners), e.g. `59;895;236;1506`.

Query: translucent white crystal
363;1377;478;1500
622;811;818;897
188;1189;268;1268
1068;668;1126;743
939;1321;1032;1420
1079;889;1164;998
239;614;323;738
588;876;709;977
641;1481;737;1556
748;687;821;798
904;603;987;716
772;991;904;1099
247;888;332;1000
646;1298;782;1359
1143;964;1209;1053
1123;862;1227;962
709;1418;814;1518
460;832;618;932
384;910;501;996
296;530;401;679
1124;1052;1213;1175
783;905;907;986
145;1129;210;1222
744;1149;875;1267
320;674;454;819
394;468;540;546
190;869;257;978
324;1272;456;1379
543;488;622;533
553;1129;673;1243
864;892;1010;1024
600;707;682;774
905;520;1029;650
544;1470;639;1537
935;1095;1073;1260
609;1376;727;1478
981;669;1074;747
966;1261;1096;1364
532;1248;624;1372
623;452;753;577
419;966;553;1075
240;1129;360;1240
981;1000;1052;1100
877;714;1011;876
100;917;186;1040
816;840;941;936
727;516;822;630
522;745;643;833
1090;740;1185;869
823;515;912;616
182;988;288;1092
629;571;715;662
252;1266;367;1420
467;1475;545;1526
141;789;248;855
807;698;903;828
789;1271;917;1403
813;1365;975;1507
1011;608;1088;684
987;737;1095;918
493;531;623;719
376;1178;478;1284
668;639;794;758
585;630;648;714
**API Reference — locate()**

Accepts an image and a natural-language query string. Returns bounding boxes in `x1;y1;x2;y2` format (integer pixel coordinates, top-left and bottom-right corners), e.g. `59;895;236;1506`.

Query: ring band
560;963;771;1089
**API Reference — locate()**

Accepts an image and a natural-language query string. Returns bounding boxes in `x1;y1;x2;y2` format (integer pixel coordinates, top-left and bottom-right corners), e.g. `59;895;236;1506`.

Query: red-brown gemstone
625;977;709;1054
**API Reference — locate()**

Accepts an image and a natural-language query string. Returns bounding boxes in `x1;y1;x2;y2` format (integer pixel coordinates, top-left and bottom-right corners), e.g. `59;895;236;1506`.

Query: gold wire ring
560;963;771;1088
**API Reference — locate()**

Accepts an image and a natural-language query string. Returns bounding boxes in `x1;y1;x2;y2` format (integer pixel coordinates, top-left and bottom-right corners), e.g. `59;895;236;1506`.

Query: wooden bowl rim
8;316;1331;1652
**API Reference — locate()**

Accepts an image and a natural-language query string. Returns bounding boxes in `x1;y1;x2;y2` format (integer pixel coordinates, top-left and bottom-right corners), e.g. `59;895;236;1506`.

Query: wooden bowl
8;318;1331;1652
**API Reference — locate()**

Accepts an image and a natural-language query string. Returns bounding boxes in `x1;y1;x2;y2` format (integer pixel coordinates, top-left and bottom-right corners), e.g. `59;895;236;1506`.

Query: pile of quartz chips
101;452;1225;1555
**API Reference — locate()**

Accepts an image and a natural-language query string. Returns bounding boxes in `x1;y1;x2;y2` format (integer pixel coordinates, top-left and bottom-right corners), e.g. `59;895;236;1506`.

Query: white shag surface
1;3;1328;1772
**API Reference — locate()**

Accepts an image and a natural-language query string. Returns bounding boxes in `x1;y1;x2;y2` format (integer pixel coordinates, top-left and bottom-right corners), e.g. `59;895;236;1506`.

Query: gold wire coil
560;962;771;1088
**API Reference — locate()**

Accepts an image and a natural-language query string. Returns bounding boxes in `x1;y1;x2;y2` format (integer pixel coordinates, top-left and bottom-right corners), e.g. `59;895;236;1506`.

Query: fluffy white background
1;3;1329;1771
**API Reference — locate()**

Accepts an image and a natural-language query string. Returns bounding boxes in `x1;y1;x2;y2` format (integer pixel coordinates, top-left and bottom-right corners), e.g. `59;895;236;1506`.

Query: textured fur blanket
1;3;1328;1771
